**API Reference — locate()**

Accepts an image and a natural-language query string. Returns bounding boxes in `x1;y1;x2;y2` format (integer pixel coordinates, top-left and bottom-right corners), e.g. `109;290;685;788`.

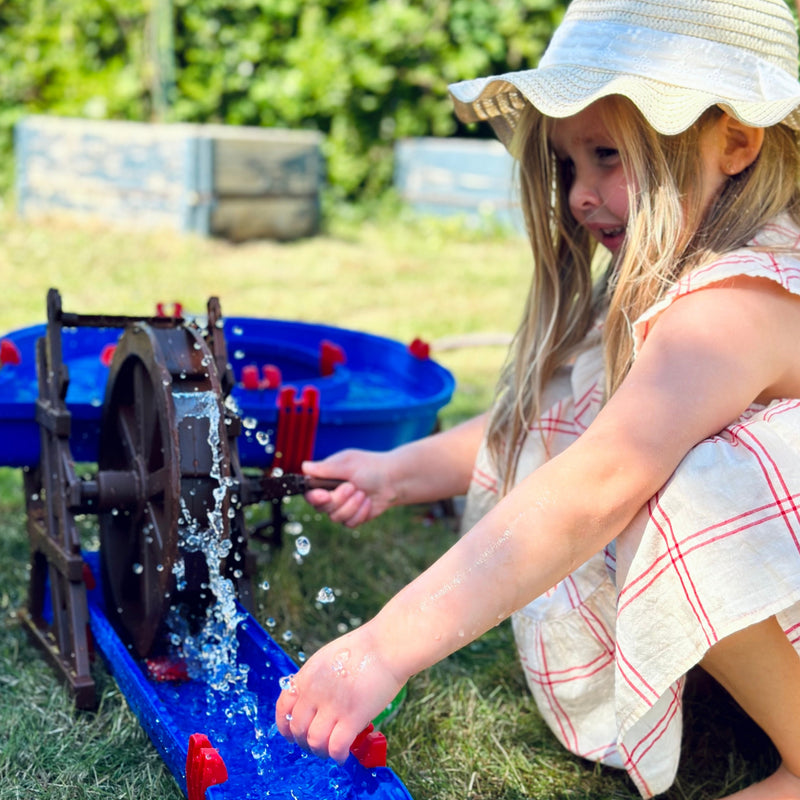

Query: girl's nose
569;172;601;214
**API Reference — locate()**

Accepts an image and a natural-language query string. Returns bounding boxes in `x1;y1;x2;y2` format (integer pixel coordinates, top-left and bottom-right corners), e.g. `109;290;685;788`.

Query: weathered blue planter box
394;137;524;233
14;116;323;241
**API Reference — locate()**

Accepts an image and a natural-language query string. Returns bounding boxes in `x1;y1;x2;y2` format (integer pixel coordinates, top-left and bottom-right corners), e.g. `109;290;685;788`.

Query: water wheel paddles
98;320;233;658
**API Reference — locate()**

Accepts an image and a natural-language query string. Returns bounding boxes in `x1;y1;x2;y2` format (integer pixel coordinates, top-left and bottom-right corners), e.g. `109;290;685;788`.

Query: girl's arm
301;411;489;527
278;277;800;762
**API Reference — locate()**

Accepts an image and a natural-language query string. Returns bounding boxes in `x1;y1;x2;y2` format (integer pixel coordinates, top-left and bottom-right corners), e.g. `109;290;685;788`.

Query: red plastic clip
349;723;387;769
186;733;228;800
99;343;116;367
156;301;184;318
146;656;189;683
319;340;346;377
408;338;430;360
0;338;21;367
272;385;320;474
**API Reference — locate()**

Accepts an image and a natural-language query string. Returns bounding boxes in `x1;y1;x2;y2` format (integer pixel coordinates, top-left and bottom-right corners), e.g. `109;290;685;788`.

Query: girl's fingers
329;720;361;765
305;714;337;760
328;489;368;526
305;482;356;514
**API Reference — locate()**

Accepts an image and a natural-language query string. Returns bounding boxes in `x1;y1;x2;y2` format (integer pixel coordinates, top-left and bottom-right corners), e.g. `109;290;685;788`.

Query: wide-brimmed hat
448;0;800;146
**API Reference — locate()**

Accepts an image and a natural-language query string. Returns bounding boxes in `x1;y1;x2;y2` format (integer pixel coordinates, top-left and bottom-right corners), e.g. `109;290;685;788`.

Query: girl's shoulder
633;215;800;355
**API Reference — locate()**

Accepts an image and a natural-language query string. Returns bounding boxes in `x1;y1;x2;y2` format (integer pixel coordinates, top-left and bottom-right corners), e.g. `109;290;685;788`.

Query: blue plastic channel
84;552;413;800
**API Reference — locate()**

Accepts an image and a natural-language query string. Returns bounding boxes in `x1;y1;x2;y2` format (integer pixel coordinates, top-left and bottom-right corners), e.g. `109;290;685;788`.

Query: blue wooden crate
14;116;323;241
394;137;524;233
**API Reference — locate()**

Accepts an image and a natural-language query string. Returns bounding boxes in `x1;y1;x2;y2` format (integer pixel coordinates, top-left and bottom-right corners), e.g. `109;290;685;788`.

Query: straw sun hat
448;0;800;146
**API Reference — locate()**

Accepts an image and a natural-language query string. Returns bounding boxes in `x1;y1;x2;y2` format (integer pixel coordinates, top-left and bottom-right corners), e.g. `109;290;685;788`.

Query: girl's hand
302;450;398;528
275;623;405;763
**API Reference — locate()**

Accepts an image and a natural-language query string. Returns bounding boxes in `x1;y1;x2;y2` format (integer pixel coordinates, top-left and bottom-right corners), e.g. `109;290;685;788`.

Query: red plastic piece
272;385;320;474
186;733;228;800
0;338;21;367
319;339;346;377
408;338;430;360
81;561;97;591
241;363;282;390
146;656;190;683
349;723;387;769
261;364;282;389
156;301;183;318
100;343;117;367
241;364;260;390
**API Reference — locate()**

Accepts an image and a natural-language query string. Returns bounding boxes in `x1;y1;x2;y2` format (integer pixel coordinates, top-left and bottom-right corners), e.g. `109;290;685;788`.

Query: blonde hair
486;96;800;492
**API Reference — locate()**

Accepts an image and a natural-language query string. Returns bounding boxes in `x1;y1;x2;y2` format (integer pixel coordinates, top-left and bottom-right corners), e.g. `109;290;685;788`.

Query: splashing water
167;392;247;693
145;392;394;799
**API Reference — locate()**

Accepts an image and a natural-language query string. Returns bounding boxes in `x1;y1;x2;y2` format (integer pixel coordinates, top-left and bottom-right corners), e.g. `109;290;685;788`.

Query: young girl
276;0;800;797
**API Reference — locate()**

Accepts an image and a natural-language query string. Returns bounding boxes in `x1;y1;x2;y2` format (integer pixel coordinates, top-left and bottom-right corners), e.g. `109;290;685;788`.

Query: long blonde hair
486;96;800;492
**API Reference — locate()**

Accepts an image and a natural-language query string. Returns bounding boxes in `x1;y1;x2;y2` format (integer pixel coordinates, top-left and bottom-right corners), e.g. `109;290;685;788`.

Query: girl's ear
718;113;765;176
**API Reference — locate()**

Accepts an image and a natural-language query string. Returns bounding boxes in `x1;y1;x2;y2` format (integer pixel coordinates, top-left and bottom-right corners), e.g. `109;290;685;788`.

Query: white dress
460;216;800;797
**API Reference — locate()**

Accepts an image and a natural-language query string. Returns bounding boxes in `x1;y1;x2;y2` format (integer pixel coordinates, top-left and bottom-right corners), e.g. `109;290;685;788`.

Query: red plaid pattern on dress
460;214;800;798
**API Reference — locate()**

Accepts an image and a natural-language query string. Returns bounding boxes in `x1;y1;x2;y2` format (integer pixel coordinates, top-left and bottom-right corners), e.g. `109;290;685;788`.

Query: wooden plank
210;196;320;242
394;137;523;232
14;116;324;241
16;116;188;230
212;137;321;197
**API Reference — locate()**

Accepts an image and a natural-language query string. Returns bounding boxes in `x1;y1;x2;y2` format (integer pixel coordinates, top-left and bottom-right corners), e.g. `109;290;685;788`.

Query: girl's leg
699;615;800;799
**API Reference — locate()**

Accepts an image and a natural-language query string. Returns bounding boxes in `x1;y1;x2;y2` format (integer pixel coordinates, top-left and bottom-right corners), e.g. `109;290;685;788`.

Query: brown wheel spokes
98;325;182;658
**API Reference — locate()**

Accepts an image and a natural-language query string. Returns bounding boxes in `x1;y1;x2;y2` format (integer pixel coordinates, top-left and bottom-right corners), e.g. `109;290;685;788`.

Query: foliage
0;0;565;202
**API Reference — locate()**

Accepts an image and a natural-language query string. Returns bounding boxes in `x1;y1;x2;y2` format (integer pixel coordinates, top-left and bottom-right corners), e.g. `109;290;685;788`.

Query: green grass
0;208;777;799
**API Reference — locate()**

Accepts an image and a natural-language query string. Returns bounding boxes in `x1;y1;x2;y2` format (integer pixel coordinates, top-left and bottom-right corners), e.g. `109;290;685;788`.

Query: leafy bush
0;0;564;202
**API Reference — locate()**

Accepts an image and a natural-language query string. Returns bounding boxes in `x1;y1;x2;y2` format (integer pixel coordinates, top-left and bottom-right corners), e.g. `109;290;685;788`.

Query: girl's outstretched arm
277;277;800;763
301;412;489;527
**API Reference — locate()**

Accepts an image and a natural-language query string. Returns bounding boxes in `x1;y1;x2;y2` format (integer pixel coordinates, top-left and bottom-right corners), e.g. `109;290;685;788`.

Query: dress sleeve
632;242;800;356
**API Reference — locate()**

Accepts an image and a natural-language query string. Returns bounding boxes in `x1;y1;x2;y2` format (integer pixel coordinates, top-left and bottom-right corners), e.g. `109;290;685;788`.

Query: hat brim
449;66;800;147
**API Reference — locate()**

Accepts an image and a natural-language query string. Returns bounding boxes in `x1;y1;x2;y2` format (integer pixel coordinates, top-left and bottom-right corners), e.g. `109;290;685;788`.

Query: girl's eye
596;147;619;162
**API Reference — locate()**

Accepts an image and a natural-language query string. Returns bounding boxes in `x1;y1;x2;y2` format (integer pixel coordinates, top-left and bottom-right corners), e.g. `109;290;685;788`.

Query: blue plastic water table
0;316;454;469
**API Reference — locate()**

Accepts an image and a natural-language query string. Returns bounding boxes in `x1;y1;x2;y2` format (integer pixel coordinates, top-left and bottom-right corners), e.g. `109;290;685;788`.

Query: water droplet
266;617;276;629
316;587;335;604
232;325;243;336
132;563;144;575
281;630;293;642
256;431;270;446
260;580;270;591
234;349;246;360
295;536;311;556
242;416;258;430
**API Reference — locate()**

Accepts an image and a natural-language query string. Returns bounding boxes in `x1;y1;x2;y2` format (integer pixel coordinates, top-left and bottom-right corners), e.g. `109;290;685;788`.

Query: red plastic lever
349;723;387;769
0;338;21;367
272;385;320;474
186;733;228;800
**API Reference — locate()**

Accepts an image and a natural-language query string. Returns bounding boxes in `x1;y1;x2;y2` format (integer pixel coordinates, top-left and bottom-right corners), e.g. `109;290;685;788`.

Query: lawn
0;206;776;799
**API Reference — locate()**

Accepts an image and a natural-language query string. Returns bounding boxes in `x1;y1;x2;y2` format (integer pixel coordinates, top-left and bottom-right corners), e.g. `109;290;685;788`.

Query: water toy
2;289;454;799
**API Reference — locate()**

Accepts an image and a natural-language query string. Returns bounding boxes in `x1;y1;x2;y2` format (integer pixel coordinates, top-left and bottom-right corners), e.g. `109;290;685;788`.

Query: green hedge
0;0;565;202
